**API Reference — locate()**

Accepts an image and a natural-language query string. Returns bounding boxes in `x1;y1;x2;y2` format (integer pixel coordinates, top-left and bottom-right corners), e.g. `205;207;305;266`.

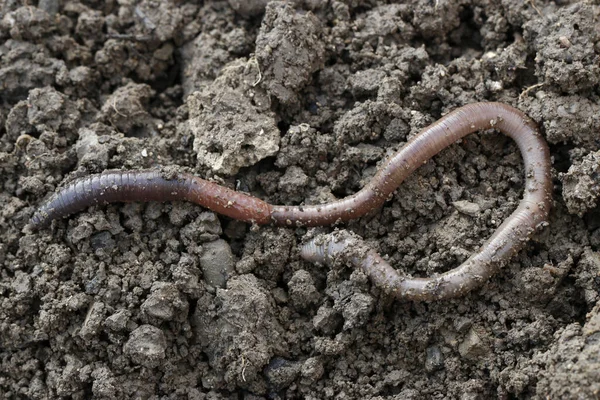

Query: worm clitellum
31;102;552;301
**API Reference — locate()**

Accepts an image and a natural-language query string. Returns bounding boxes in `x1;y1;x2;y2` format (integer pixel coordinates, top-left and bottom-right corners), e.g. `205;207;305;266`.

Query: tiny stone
453;200;481;216
458;328;489;360
168;202;197;227
180;212;223;246
341;293;374;330
263;357;301;391
288;269;319;309
123;325;167;368
11;271;32;294
454;317;472;333
313;305;343;335
348;68;387;96
425;345;444;372
141;282;189;322
85;276;102;295
66;292;90;310
79;302;105;339
199;239;235;289
227;0;269;17
76;127;109;170
301;357;324;383
104;310;130;331
90;231;116;252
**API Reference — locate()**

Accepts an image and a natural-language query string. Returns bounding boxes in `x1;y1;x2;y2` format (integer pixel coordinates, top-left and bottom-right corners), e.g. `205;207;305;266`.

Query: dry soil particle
98;83;156;135
181;58;280;175
255;2;325;108
199;238;235;290
533;310;600;399
1;0;600;399
0;40;69;101
523;3;600;94
561;150;600;217
123;324;167;369
192;274;286;393
524;91;600;147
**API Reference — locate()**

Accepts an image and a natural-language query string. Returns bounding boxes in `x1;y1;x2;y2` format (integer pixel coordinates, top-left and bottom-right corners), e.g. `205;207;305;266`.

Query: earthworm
30;102;552;301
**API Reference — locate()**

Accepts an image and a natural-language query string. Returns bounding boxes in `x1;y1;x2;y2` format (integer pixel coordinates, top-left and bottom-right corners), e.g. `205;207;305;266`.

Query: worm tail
300;230;513;302
300;234;351;264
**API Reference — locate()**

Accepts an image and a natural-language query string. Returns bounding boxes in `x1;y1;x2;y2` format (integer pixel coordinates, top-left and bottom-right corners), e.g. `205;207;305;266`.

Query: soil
1;1;600;399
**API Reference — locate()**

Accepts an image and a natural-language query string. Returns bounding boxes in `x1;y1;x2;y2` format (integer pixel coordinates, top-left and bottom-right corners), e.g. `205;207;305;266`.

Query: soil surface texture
1;1;600;399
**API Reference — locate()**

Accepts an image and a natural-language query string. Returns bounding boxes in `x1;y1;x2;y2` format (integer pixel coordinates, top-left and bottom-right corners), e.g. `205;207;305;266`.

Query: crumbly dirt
1;1;599;399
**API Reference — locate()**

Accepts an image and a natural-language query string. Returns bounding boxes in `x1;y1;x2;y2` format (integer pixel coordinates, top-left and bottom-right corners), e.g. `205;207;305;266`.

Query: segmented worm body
30;170;273;228
31;102;552;301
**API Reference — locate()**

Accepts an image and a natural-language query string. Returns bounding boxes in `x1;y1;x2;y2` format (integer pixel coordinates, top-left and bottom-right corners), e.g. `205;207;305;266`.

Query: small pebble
453;200;481;216
341;293;374;330
301;357;324;383
425;345;444;372
11;271;32;294
90;231;116;252
180;212;223;246
199;239;235;289
79;302;105;339
264;357;301;390
104;310;130;331
458;328;489;360
313;305;343;335
141;282;188;322
288;269;319;309
454;316;473;333
76;127;109;169
227;0;269;17
123;325;167;368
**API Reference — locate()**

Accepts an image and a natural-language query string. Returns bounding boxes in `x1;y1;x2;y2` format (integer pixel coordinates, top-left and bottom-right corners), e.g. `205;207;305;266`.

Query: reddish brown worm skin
301;102;552;301
30;102;552;301
30;171;274;228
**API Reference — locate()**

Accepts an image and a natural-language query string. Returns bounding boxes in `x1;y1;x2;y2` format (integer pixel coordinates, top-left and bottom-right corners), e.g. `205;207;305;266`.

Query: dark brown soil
1;1;600;399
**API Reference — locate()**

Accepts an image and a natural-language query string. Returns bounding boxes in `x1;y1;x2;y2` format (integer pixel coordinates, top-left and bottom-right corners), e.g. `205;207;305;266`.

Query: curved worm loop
300;102;553;301
31;102;552;301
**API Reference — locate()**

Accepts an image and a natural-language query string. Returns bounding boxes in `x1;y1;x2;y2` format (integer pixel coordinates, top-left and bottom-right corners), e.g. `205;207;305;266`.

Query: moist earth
1;1;600;399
